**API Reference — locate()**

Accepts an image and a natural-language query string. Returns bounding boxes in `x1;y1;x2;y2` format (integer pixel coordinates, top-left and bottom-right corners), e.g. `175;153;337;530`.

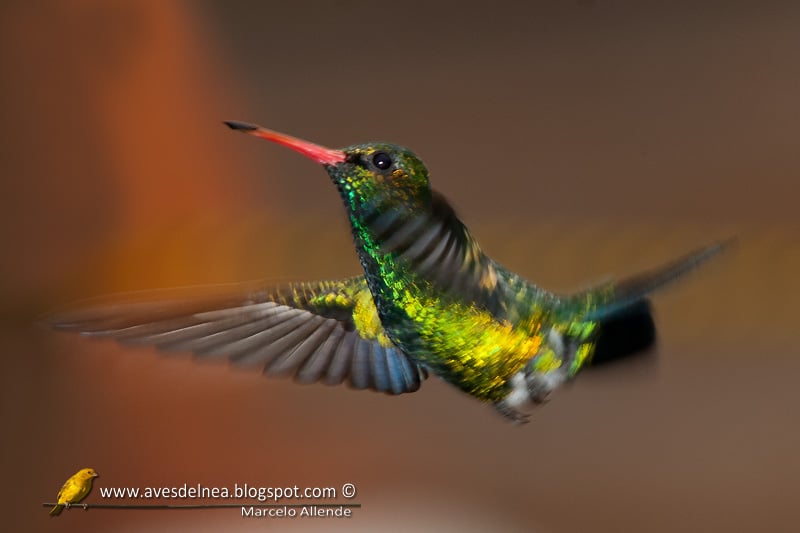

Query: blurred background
3;1;799;531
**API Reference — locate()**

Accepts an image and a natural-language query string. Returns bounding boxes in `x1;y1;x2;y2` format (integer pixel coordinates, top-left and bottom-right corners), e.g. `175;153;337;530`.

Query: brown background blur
3;1;799;531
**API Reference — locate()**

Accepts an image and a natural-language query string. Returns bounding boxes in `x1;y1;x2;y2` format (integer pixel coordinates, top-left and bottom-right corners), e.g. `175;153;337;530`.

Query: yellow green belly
389;288;546;401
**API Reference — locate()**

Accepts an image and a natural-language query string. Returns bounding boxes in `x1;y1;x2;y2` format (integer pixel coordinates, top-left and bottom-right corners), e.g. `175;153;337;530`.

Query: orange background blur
3;1;799;531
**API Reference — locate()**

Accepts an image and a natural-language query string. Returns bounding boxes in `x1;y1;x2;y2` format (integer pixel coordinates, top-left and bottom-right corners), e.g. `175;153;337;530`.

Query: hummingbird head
224;121;433;215
329;143;433;214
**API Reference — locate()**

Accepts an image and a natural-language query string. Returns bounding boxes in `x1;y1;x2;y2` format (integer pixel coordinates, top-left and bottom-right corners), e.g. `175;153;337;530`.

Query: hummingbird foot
526;370;568;404
494;401;531;424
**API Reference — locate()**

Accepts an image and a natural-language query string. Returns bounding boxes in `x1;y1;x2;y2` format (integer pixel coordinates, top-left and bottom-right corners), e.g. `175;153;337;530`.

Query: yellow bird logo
50;468;99;516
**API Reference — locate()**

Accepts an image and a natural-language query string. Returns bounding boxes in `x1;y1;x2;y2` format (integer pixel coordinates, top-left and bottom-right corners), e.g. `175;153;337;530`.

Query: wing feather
46;277;424;395
366;191;511;319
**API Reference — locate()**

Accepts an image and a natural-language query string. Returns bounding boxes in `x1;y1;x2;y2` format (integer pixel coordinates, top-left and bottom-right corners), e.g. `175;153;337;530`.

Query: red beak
224;121;346;165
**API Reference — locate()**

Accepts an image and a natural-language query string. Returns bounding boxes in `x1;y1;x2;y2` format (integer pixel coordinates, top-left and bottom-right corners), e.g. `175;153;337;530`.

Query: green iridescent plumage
47;121;725;423
324;143;607;404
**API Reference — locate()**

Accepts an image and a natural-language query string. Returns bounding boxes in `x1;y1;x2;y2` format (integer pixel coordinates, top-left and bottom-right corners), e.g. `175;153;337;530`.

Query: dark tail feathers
591;298;656;365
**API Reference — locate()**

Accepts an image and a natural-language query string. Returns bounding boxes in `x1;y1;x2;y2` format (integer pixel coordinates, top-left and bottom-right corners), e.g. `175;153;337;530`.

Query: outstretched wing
566;240;730;320
47;277;425;395
367;190;514;318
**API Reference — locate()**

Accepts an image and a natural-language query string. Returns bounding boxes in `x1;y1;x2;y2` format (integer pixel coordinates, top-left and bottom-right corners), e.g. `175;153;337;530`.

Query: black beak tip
224;120;258;132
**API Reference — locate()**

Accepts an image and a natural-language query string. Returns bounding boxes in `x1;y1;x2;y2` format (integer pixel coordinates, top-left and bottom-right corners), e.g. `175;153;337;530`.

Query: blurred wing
47;277;425;395
569;241;730;320
369;190;509;317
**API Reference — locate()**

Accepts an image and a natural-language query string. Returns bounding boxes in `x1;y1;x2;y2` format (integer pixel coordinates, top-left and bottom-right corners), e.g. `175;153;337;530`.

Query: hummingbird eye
372;152;393;170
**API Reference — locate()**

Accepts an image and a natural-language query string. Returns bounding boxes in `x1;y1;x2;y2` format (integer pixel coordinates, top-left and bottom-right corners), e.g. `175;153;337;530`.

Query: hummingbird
49;121;725;423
